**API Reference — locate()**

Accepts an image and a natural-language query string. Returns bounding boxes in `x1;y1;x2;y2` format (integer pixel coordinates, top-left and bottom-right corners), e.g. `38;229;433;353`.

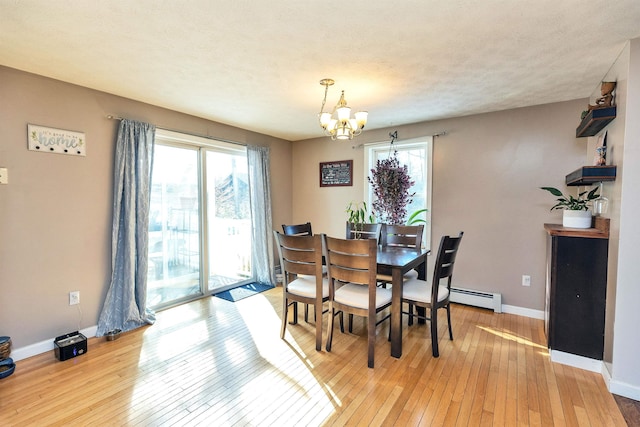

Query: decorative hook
389;131;398;144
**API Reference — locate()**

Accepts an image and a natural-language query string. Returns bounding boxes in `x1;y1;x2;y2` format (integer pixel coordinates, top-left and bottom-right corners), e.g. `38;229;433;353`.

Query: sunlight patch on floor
477;325;547;350
236;294;337;423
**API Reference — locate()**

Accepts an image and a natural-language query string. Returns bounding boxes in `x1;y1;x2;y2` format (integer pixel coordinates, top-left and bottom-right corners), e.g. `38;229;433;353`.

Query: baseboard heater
450;287;502;313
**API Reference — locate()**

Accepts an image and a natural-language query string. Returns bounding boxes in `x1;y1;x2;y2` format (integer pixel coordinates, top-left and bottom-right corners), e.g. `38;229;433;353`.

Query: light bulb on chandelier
318;78;368;140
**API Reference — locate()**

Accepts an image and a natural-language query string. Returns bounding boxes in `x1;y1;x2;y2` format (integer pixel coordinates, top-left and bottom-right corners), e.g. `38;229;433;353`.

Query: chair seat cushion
288;276;329;298
335;283;392;309
402;278;449;304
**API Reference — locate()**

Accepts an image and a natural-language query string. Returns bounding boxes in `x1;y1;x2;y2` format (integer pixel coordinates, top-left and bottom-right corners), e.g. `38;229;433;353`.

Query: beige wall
0;66;292;349
293;99;589;311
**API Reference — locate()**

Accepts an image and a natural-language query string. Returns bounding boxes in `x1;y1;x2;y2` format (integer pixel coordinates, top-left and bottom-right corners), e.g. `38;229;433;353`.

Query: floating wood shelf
576;106;616;138
565;165;616;186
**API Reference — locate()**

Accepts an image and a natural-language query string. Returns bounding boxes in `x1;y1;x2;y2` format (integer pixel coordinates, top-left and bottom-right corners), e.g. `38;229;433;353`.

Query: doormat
213;282;275;302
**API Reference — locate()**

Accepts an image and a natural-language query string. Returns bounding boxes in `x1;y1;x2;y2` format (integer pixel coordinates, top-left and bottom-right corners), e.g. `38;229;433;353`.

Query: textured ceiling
1;1;639;141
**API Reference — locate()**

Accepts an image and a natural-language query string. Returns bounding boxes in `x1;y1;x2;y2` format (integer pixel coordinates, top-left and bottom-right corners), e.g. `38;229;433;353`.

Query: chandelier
318;78;368;140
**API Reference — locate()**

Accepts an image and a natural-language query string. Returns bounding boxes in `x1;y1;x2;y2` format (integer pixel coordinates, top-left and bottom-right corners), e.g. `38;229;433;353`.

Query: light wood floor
0;288;627;426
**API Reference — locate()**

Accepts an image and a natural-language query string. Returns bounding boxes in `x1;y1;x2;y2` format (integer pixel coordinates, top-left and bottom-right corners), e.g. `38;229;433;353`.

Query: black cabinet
544;223;608;360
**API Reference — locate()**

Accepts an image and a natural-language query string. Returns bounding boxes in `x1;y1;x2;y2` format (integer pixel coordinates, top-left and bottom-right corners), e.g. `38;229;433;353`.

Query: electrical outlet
0;168;7;185
69;291;80;305
522;275;531;287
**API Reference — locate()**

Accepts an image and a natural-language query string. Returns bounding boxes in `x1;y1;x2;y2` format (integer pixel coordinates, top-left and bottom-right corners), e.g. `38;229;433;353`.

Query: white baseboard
609;379;640;401
602;360;640;401
550;349;603;373
11;325;97;362
501;304;545;320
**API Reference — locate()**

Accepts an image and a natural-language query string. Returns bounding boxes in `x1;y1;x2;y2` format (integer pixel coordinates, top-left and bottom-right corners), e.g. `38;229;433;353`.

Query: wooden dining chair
273;231;328;351
282;222;322;322
282;222;313;236
324;235;392;368
345;222;382;243
401;231;464;357
377;224;425;286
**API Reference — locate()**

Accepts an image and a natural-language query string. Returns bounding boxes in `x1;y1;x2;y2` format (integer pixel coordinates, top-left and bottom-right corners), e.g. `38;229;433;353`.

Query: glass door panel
147;145;202;308
206;150;252;293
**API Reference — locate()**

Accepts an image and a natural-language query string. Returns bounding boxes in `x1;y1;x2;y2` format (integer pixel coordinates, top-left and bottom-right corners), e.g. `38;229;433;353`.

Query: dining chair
273;231;328;351
345;222;382;243
377;224;425;286
324;235;392;368
282;222;323;322
401;231;464;357
282;222;313;236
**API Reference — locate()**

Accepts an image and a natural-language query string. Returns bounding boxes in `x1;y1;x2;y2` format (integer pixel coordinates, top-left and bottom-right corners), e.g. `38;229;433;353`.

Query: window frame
364;136;433;250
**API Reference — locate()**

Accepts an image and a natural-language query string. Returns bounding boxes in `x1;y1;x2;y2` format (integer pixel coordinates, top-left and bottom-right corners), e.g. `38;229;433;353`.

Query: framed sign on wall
320;160;353;187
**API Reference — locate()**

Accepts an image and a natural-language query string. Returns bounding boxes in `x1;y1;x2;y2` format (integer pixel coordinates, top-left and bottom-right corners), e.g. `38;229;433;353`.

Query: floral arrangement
368;151;415;224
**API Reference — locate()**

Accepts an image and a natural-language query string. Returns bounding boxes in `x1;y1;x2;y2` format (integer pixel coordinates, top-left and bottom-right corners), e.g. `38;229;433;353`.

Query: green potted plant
345;201;375;238
540;186;600;228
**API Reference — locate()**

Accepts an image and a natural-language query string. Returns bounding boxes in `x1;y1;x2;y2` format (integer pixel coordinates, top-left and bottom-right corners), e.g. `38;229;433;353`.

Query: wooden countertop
544;216;610;239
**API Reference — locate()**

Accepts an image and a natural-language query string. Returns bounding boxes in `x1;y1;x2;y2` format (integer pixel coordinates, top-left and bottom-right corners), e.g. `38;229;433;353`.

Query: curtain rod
106;115;248;147
352;130;447;149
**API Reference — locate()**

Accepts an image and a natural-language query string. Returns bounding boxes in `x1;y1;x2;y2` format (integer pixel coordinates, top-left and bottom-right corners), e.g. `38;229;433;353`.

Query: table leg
391;267;403;358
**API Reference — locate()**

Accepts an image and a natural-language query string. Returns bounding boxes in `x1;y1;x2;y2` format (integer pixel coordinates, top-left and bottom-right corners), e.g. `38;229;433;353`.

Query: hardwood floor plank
0;292;628;426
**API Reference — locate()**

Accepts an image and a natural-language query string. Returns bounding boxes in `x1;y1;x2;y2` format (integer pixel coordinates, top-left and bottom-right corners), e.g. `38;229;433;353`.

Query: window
147;129;252;309
364;136;433;249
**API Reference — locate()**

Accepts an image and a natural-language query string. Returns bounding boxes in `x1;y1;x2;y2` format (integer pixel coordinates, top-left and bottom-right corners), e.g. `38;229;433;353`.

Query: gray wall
0;66;293;349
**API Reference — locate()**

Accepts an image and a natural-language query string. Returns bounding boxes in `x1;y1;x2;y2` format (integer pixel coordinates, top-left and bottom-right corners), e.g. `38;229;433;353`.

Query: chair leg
315;303;322;351
348;313;354;333
304;303;309;323
446;305;453;340
326;305;335;352
431;307;439;357
291;302;298;325
408;304;414;326
367;309;375;368
281;297;288;339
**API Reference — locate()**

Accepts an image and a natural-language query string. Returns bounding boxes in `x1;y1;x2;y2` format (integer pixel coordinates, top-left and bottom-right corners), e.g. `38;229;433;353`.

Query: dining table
376;245;429;359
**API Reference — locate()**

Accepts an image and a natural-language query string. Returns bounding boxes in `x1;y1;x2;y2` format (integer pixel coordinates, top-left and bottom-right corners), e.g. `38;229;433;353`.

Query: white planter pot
562;210;593;229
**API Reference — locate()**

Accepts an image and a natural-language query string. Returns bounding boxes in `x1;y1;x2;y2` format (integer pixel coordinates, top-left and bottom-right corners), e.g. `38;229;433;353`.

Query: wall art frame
28;124;86;156
320;159;353;187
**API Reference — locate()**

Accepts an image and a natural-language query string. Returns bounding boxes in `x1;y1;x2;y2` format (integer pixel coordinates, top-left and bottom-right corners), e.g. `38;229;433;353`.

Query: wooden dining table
376;246;429;358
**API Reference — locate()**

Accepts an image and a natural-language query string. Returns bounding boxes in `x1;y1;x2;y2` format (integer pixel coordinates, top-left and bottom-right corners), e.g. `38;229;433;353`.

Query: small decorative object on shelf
593;182;609;217
588;82;616;111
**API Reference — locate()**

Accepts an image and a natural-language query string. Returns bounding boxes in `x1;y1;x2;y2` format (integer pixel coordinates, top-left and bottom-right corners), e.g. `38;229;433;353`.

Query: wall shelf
576;106;616;138
565;165;616;186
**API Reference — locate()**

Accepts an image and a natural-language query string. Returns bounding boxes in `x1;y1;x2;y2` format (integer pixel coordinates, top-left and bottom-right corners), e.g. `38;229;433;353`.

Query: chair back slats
274;231;323;277
282;222;313;236
431;232;464;300
382;224;424;248
325;236;377;287
345;222;382;243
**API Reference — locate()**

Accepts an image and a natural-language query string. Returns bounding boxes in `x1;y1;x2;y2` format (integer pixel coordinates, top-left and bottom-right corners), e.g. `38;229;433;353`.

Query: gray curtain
96;119;156;336
247;145;275;285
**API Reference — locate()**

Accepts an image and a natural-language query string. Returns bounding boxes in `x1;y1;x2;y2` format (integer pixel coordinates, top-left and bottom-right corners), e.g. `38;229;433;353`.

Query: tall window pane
147;144;201;308
366;138;433;249
206;150;252;291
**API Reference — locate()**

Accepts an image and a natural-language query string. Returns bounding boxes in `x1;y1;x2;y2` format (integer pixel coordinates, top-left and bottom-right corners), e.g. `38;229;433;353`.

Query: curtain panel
96;119;156;336
247;145;275;285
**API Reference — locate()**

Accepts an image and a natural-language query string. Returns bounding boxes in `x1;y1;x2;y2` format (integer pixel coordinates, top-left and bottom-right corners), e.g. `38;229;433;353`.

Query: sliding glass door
147;144;201;308
147;131;251;309
205;150;252;292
